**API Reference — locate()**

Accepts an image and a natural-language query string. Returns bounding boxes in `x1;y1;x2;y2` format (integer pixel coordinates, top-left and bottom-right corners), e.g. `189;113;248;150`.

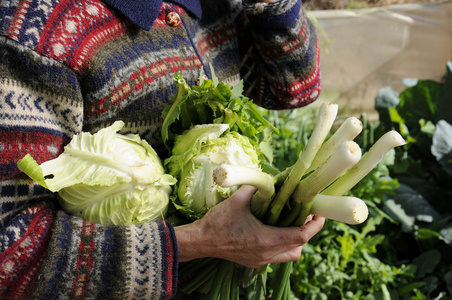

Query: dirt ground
303;0;438;10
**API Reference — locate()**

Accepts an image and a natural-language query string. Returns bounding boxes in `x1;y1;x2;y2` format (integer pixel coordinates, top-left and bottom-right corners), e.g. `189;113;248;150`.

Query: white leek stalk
292;141;362;226
213;164;275;212
267;102;338;225
323;130;406;197
310;194;368;225
308;116;363;172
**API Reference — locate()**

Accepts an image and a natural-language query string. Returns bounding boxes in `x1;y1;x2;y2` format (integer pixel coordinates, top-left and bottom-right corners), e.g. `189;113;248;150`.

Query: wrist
174;221;209;262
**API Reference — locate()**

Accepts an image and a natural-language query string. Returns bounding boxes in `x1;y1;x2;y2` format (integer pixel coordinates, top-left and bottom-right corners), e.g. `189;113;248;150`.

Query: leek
322;130;406;197
212;164;275;213
310;194;369;225
292;141;362;226
267;102;338;225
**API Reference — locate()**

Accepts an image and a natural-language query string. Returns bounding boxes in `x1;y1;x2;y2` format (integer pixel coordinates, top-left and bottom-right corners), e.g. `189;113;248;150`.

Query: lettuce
165;124;261;219
161;71;277;220
161;71;276;164
17;121;176;225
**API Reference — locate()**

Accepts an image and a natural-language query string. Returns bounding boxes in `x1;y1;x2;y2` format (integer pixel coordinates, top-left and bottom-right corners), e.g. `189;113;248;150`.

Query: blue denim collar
103;0;202;30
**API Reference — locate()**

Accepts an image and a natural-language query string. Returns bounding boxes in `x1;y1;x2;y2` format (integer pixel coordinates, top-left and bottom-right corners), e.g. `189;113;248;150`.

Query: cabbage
17;121;176;225
160;72;278;221
165;124;261;219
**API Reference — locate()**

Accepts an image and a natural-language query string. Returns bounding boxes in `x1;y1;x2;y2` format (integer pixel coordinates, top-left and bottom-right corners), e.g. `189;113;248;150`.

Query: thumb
227;185;258;209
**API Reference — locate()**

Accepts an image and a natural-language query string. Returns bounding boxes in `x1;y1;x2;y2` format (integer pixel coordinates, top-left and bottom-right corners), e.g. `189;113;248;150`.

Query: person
0;0;324;298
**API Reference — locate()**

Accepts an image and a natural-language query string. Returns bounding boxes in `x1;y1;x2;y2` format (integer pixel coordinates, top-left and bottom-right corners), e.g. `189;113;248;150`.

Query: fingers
272;215;325;246
234;185;258;199
298;215;325;243
266;246;304;265
303;214;314;224
260;216;325;265
205;185;257;218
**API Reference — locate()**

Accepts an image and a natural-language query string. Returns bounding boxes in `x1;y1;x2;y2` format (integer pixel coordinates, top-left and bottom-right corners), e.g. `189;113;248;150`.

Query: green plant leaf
398;79;440;129
389;184;441;225
440;224;452;245
445;270;452;295
384;198;415;232
417;228;441;240
375;87;401;133
436;61;452;125
412;249;441;278
431;120;452;161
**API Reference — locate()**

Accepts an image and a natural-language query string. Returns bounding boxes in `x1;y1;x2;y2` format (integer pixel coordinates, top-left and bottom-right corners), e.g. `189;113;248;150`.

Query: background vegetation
262;62;452;300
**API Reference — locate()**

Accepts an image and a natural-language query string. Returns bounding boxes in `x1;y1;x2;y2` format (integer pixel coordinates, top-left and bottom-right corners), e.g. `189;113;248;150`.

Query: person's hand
174;185;325;268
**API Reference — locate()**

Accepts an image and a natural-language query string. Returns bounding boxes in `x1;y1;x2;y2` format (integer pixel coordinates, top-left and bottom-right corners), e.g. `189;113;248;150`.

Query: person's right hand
174;185;325;268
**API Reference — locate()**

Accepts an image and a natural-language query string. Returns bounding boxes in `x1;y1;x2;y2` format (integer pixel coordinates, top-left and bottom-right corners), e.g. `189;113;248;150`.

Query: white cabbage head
165;124;260;219
18;121;176;225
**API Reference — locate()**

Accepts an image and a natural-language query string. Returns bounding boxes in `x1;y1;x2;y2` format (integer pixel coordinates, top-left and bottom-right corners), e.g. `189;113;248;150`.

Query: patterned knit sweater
0;0;320;298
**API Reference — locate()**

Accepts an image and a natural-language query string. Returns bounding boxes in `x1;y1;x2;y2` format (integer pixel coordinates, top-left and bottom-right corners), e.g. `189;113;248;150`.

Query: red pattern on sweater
71;221;96;298
0;204;55;299
0;130;65;177
85;55;201;119
36;0;126;73
196;24;237;57
6;0;31;40
162;221;174;300
271;38;321;109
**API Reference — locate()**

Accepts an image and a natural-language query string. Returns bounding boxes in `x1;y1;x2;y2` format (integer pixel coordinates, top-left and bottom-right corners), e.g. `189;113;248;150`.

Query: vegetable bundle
161;69;406;299
161;71;276;222
16;68;406;299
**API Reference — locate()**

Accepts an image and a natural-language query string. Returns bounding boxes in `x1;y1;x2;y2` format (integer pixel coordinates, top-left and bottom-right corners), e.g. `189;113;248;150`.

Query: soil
302;0;438;11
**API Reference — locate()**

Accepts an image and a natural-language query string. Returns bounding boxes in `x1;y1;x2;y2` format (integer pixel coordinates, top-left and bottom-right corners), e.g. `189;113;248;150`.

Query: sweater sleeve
0;37;178;300
239;0;321;110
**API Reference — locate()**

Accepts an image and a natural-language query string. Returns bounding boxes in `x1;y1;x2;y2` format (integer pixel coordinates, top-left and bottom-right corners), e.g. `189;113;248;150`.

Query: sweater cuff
164;220;179;296
30;214;179;299
242;0;302;29
130;220;179;298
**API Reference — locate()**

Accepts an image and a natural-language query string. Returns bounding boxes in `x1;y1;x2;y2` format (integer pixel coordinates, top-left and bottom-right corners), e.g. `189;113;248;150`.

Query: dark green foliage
265;62;452;300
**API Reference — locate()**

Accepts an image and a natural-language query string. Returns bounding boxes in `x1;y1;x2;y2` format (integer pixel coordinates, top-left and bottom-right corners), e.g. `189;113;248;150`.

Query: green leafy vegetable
162;71;282;298
371;61;452;299
165;124;262;219
161;70;277;162
17;121;176;225
161;69;278;221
